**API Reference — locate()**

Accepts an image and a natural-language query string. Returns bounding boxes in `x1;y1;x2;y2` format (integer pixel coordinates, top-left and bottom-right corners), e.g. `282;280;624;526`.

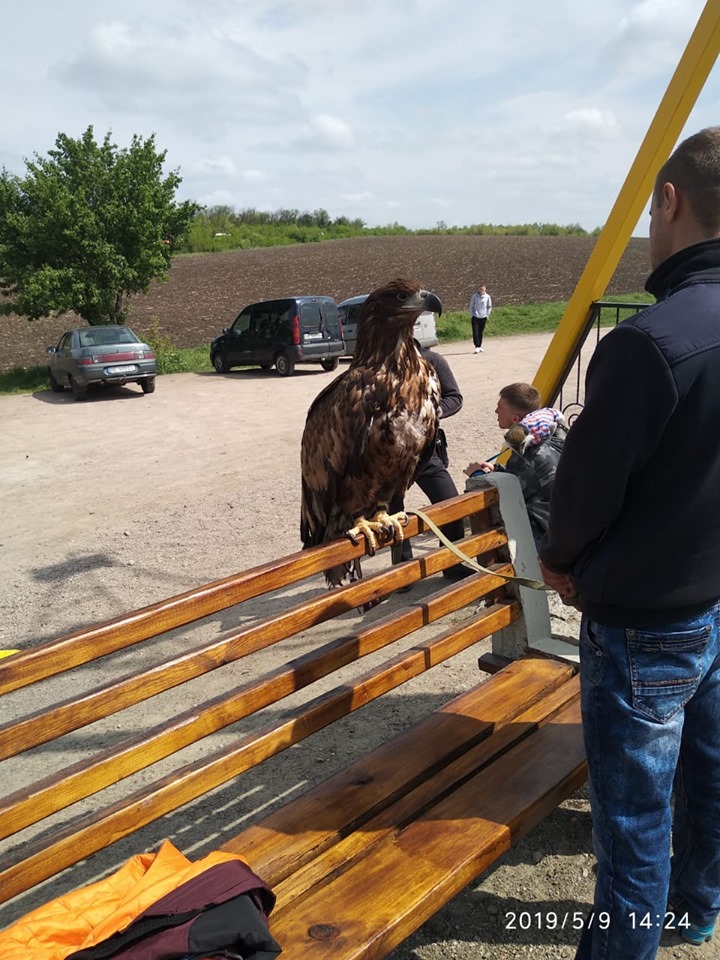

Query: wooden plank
0;543;510;761
220;660;576;883
266;676;581;905
0;489;499;694
0;602;518;903
0;566;516;839
267;700;585;960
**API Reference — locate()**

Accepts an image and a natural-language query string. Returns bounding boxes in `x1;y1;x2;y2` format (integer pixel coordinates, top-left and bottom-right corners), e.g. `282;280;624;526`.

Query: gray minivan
337;294;439;357
210;296;344;377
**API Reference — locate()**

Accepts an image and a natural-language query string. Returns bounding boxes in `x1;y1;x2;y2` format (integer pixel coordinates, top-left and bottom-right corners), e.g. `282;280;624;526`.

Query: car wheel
212;352;229;373
48;369;64;393
275;352;295;377
69;376;88;401
320;357;339;372
141;377;156;394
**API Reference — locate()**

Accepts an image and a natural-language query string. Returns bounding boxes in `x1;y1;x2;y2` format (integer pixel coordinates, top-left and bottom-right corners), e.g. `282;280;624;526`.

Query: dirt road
1;333;557;647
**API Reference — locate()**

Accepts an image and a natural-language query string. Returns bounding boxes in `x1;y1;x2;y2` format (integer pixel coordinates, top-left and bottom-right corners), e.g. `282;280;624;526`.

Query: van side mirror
46;347;57;354
223;328;230;336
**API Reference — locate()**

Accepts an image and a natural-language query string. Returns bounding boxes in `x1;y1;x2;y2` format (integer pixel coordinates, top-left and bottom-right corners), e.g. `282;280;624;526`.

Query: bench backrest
0;488;524;912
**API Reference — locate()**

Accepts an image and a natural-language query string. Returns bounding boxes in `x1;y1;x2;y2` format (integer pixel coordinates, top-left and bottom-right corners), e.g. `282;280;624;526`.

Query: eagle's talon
346;519;380;556
373;510;407;545
360;596;385;612
346;509;408;556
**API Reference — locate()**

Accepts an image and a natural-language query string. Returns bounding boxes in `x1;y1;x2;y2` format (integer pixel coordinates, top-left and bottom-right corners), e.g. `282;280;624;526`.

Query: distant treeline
178;205;600;254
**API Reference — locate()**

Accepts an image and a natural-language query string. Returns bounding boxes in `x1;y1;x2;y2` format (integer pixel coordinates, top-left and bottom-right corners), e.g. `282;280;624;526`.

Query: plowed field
0;234;650;370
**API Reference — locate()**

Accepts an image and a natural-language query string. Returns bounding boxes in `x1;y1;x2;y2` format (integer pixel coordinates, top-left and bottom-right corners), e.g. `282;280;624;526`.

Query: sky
1;0;718;236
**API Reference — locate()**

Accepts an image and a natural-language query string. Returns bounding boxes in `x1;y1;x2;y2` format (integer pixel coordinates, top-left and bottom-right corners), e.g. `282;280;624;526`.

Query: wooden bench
0;486;586;956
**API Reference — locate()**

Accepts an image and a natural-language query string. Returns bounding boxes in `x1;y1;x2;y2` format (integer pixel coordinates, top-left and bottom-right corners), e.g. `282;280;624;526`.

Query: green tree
313;208;330;228
0;127;199;324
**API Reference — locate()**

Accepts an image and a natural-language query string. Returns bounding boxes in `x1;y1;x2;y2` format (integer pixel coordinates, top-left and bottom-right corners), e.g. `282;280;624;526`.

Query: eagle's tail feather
324;558;362;589
324;559;384;613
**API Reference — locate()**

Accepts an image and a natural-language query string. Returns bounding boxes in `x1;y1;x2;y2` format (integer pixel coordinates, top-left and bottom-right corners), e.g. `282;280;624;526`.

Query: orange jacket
0;840;261;960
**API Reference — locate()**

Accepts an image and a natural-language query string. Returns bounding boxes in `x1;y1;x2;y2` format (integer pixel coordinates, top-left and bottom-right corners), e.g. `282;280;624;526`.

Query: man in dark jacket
539;127;720;959
392;344;469;581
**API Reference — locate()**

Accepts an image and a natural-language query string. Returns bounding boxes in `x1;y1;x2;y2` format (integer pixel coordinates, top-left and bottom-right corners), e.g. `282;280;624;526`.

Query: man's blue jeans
575;605;720;960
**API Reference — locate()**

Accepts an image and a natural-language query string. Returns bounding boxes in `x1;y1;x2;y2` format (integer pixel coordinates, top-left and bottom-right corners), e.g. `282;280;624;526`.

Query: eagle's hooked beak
403;290;442;316
420;290;443;317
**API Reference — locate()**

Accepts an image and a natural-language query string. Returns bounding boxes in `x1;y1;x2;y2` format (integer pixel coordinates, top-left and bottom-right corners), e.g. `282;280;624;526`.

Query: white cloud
50;16;306;136
340;192;375;203
196;188;236;208
617;0;690;39
94;20;137;57
607;0;706;77
563;108;618;133
310;114;354;149
241;169;268;183
0;0;716;233
195;156;238;176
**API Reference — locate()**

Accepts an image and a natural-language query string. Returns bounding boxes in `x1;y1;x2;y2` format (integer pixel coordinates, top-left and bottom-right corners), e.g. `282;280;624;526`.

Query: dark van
210;296;344;377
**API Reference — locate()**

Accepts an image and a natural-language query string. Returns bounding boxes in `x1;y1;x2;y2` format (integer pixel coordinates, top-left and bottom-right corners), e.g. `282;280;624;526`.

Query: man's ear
661;182;680;222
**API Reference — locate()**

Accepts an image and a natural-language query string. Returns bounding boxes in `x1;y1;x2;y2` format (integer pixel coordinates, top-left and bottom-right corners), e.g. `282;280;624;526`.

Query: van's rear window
300;303;323;330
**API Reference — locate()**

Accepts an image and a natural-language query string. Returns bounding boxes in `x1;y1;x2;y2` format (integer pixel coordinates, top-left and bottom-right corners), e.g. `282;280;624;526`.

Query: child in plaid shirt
464;382;567;546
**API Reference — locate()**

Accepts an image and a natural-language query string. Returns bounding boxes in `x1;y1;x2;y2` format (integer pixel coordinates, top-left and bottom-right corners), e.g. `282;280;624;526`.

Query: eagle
300;278;442;591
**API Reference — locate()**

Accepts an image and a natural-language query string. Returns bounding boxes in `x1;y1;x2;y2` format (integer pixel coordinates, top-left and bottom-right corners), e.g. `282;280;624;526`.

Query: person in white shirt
469;285;492;353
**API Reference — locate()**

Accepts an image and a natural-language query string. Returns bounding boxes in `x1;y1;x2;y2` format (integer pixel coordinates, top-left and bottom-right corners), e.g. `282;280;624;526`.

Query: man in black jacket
392;344;469;581
539;127;720;959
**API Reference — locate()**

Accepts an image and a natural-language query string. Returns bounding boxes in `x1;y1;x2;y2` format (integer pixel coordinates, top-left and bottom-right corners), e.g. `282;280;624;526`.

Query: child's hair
499;382;541;415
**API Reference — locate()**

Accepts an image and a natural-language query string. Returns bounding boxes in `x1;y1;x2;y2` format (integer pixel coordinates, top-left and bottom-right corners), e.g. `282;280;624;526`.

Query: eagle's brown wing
300;357;440;549
300;366;374;549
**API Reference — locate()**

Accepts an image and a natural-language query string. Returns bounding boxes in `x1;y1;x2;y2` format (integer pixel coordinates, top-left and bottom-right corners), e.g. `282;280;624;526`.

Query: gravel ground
1;332;713;958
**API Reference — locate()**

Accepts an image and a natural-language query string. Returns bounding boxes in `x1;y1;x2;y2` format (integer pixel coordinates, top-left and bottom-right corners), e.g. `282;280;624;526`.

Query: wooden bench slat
0;490;499;694
0;601;518;902
0;568;517;840
220;659;575;883
0;549;510;762
253;675;580;905
267;700;585;960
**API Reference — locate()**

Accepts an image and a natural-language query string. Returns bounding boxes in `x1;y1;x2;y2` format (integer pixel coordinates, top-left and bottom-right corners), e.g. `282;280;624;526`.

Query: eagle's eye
396;292;409;302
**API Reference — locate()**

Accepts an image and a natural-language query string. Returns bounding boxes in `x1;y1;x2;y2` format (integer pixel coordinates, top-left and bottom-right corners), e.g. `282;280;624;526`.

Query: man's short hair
499;382;541;414
654;126;720;234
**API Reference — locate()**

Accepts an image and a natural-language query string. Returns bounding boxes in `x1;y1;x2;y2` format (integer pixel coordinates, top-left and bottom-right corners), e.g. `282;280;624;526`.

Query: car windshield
78;327;138;348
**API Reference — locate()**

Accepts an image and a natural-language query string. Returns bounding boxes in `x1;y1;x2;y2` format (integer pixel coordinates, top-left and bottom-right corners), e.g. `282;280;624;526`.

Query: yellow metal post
533;0;720;405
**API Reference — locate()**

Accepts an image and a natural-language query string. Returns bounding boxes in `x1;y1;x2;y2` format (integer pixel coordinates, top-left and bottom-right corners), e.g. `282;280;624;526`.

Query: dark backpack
66;860;281;960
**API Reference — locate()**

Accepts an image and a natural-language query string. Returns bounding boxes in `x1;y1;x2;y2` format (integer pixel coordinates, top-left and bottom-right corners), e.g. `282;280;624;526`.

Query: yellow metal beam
533;0;720;404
